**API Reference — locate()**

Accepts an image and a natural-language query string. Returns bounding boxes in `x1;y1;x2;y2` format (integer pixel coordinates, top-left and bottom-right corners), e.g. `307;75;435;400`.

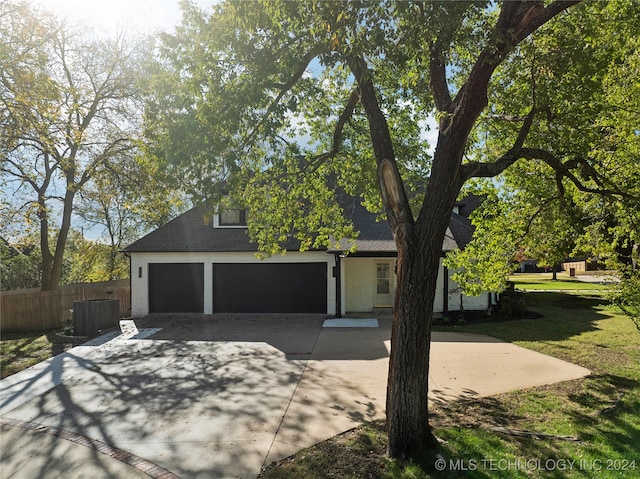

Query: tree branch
452;1;580;135
460;107;536;180
429;41;452;112
518;195;562;241
346;53;413;234
520;148;637;199
307;87;360;169
513;1;582;43
241;44;325;149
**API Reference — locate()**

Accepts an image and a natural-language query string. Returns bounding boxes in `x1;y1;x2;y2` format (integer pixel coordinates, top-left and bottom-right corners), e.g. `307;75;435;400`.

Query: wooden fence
1;279;131;333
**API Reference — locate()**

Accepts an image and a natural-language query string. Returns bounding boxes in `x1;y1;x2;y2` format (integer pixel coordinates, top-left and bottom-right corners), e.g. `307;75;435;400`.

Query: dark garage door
213;263;327;313
149;263;204;313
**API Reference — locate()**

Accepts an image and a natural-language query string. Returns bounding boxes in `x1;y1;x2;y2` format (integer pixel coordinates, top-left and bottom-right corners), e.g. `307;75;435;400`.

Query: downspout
334;253;342;318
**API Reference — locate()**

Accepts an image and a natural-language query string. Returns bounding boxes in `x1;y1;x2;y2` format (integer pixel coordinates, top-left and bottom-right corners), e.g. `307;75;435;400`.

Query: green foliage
607;267;640;330
145;0;438;254
445;185;518;295
456;0;640;294
61;231;129;285
0;240;41;290
0;0;153;289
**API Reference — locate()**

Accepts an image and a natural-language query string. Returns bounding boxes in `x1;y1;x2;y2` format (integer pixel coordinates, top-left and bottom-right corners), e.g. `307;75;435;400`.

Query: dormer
213;208;249;228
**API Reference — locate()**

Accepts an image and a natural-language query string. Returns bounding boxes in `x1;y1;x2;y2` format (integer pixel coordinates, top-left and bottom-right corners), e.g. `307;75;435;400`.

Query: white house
123;195;490;317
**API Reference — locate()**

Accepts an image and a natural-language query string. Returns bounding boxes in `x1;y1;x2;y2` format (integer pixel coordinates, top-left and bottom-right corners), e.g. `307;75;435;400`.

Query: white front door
374;261;394;307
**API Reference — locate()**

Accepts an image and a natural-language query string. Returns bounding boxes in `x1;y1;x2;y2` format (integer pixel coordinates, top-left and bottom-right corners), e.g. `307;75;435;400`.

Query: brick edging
0;417;181;479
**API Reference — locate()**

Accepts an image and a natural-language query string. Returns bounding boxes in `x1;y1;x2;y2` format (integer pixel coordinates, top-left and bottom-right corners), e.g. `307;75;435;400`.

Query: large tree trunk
40;189;75;291
386;147;463;458
386;237;442;457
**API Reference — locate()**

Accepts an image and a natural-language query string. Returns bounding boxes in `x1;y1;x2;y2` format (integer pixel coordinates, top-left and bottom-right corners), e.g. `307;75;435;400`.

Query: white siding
130;251;335;317
342;256;488;314
433;258;445;313
445;265;490;312
344;257;376;312
343;257;398;313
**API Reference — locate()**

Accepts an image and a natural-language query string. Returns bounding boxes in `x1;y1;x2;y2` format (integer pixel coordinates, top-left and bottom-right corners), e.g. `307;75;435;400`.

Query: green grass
260;291;640;478
430;293;640;478
1;330;73;378
509;273;608;291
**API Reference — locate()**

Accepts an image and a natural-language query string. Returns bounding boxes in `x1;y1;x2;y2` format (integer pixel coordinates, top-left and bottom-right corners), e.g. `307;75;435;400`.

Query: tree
0;0;150;290
148;0;638;459
76;153;186;280
448;0;640;290
60;229;129;284
0;237;41;290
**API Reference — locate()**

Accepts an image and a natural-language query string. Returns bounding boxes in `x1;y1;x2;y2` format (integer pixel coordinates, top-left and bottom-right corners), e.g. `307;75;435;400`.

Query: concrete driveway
0;314;590;479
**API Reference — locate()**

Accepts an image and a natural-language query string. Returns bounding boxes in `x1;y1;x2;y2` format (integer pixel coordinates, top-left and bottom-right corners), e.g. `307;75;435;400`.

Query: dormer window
219;208;248;227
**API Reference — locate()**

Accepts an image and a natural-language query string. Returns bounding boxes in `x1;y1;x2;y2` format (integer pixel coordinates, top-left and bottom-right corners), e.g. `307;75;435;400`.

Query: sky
30;0;217;35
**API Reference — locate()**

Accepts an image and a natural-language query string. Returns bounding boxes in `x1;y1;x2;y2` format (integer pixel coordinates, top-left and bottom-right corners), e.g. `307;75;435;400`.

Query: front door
374;261;394;307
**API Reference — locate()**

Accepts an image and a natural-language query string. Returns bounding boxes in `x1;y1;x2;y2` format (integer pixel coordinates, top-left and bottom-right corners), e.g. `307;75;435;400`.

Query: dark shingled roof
124;197;475;254
333;194;473;253
123;207;255;253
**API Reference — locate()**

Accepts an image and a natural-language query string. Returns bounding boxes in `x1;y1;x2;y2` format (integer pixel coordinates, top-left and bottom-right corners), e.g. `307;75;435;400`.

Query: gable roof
124;207;256;253
123;197;475;254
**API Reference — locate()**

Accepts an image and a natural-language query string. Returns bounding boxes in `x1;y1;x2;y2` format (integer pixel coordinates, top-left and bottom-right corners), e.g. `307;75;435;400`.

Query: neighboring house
123;195;491;317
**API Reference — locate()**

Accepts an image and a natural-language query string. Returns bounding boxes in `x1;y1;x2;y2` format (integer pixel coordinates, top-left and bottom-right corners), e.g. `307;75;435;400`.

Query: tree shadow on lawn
566;374;640;461
0;330;73;379
439;292;615;344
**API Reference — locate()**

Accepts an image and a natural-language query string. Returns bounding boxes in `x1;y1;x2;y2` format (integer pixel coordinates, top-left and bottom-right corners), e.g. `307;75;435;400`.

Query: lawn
259;291;640;479
508;272;610;291
0;330;74;379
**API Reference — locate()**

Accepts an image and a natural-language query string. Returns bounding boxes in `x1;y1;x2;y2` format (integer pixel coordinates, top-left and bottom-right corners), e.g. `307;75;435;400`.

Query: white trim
130;251;335;316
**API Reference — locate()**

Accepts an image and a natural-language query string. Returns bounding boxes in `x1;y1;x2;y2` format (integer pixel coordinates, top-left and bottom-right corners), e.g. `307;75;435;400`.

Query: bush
608;267;640;330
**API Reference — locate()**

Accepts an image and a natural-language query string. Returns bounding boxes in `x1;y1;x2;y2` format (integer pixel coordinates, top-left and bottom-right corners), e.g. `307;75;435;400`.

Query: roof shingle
124;196;475;254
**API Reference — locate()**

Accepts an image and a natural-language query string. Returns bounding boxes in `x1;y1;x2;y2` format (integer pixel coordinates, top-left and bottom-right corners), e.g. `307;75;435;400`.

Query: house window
219;208;248;226
376;263;390;294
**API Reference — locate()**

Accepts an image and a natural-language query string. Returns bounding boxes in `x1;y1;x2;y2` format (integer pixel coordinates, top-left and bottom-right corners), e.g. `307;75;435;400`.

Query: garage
212;263;327;313
149;263;204;313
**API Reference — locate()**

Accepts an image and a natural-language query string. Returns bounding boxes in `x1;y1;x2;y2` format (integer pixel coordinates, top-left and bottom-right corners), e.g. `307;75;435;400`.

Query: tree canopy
0;0;158;290
447;0;640;290
145;0;638;458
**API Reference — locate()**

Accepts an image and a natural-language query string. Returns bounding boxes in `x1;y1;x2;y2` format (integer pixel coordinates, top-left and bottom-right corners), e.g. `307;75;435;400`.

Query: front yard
260;288;640;478
2;276;638;478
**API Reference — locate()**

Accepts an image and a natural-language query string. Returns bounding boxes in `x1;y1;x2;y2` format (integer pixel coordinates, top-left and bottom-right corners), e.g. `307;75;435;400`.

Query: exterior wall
343;257;400;312
344;257;377;312
343;256;488;313
562;261;586;273
433;258;445;313
130;250;489;317
130;251;335;317
445;267;490;312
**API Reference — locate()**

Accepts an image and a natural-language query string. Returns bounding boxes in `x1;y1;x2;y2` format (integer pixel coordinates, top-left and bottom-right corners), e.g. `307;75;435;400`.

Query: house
123;195;491;317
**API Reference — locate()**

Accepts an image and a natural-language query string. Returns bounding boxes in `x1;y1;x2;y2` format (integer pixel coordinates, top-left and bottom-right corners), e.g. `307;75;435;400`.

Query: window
219;208;248;226
376;263;390;294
